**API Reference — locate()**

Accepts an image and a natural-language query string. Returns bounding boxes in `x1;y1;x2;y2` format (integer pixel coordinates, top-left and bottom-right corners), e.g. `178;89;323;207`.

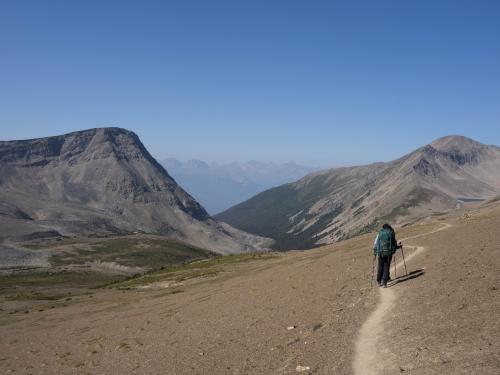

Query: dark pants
377;254;392;285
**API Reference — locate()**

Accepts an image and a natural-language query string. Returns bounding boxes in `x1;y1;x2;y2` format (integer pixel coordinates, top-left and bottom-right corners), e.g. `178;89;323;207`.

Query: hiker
373;223;401;287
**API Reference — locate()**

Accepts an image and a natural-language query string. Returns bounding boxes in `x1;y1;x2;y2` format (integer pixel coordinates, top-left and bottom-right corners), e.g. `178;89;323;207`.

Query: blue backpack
378;228;394;257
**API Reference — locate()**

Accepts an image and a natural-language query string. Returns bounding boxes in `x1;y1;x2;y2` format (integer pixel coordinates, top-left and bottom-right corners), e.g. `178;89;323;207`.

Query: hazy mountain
161;158;317;214
216;136;500;250
0;128;272;254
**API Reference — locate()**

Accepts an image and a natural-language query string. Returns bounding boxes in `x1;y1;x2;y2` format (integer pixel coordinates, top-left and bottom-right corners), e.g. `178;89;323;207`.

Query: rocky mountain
161;158;317;214
216;136;500;250
0;128;272;254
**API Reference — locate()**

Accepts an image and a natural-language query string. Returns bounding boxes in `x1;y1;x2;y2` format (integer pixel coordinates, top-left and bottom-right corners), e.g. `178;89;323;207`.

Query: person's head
382;223;390;230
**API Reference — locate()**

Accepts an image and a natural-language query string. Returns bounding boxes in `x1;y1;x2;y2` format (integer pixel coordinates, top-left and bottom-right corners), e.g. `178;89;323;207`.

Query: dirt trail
353;223;451;375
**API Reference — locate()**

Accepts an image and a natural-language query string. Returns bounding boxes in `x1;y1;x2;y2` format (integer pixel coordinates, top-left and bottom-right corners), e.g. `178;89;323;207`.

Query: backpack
378;228;394;257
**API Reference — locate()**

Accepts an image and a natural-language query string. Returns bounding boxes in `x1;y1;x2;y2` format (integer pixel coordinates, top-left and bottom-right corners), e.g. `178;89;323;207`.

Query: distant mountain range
0;128;272;254
216;136;500;250
161;158;318;214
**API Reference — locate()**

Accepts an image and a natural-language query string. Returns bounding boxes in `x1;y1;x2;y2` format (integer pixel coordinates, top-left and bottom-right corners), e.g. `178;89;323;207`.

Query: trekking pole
400;244;408;276
370;253;376;287
393;254;397;279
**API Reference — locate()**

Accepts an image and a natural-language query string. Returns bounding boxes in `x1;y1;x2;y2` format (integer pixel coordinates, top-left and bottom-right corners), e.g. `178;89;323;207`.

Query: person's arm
393;232;402;250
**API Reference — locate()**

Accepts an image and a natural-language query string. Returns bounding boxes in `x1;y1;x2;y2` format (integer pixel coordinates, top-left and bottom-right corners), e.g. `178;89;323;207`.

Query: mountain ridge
216;135;500;249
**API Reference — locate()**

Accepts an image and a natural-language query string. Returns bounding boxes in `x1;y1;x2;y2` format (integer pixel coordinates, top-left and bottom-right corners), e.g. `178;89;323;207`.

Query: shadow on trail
388;269;425;287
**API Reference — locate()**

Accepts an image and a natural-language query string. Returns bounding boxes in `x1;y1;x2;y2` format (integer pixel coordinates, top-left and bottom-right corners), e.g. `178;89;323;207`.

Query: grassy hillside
215;174;344;249
46;236;218;270
0;236;219;291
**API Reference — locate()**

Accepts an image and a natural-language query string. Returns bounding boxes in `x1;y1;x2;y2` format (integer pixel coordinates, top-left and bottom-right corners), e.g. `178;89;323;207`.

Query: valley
3;3;499;374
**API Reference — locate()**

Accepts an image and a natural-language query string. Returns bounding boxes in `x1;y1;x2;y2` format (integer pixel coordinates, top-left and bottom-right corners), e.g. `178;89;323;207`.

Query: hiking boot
382;283;387;288
378;282;383;287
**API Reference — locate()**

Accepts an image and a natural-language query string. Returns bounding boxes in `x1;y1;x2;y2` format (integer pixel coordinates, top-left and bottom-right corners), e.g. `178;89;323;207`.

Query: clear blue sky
1;1;499;167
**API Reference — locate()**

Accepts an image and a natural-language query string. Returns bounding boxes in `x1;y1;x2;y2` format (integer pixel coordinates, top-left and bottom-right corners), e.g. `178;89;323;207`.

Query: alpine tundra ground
1;202;499;374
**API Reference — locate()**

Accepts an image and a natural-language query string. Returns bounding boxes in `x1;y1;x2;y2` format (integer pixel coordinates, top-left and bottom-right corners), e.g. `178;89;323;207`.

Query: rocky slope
216;136;500;249
0;128;272;254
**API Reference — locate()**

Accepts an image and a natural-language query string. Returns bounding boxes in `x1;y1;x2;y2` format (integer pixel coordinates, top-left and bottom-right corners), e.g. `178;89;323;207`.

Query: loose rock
296;365;310;372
